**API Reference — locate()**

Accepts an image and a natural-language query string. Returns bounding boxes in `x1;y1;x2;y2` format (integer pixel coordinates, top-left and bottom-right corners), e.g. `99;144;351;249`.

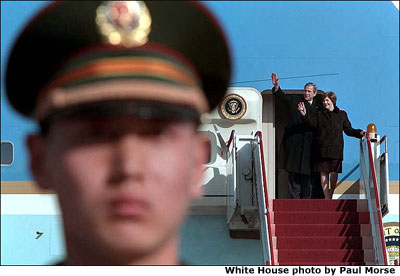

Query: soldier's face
28;116;206;264
303;85;316;101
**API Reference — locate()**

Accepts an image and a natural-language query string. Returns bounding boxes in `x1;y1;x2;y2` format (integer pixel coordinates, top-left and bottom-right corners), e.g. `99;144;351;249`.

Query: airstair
227;129;388;265
270;198;373;265
269;128;390;265
198;87;390;265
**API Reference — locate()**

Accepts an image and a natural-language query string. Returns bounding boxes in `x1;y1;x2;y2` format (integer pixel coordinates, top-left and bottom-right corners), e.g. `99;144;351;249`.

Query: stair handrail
361;133;388;265
226;130;236;149
378;135;387;151
220;129;236;159
254;131;275;265
225;129;237;224
377;135;390;217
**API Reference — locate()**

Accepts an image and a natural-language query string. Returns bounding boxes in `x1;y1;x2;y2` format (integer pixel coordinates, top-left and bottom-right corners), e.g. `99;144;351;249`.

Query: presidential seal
220;94;247;120
96;1;151;47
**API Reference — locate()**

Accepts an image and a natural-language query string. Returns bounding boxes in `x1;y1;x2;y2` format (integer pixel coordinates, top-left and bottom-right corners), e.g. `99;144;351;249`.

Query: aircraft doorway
261;89;324;199
274;94;290;198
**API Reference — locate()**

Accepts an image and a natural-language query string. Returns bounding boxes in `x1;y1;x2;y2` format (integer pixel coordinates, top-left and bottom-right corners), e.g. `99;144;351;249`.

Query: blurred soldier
5;1;231;265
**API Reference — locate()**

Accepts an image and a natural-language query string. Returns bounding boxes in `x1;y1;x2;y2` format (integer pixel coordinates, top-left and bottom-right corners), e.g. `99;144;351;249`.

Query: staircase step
275;249;375;262
273;236;373;249
271;199;368;212
272;224;372;237
269;199;374;265
271;211;370;224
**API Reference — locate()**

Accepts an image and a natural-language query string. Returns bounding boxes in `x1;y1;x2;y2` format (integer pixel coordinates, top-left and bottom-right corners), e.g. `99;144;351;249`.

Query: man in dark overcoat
271;73;323;198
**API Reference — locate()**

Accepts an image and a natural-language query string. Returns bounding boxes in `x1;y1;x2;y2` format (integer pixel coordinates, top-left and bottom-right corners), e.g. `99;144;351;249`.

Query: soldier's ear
26;134;53;190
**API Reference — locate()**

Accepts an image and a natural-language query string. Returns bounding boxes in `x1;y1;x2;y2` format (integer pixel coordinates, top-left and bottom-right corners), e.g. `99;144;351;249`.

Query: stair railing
225;130;237;223
377;135;390;217
254;131;274;265
359;133;388;265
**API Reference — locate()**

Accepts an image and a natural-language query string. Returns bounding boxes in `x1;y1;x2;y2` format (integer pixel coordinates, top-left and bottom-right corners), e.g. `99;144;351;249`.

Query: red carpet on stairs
271;199;374;265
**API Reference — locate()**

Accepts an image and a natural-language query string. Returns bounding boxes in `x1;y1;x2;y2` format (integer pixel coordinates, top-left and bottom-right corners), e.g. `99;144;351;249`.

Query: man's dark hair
304;82;317;93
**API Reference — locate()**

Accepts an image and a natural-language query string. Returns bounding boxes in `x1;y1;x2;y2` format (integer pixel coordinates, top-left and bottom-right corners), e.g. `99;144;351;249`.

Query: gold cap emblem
96;1;151;47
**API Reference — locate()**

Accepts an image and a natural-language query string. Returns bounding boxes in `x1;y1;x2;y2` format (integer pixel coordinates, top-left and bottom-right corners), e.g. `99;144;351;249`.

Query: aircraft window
1;141;14;166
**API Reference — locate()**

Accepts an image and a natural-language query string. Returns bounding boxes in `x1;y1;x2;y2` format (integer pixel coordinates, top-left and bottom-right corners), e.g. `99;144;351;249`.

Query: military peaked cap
5;1;231;122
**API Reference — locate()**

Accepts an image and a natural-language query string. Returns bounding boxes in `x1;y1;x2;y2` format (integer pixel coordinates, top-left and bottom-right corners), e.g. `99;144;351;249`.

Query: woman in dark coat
298;92;365;199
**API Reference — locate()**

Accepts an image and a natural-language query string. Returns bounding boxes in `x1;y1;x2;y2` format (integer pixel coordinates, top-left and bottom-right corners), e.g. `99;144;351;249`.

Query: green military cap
5;1;231;123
